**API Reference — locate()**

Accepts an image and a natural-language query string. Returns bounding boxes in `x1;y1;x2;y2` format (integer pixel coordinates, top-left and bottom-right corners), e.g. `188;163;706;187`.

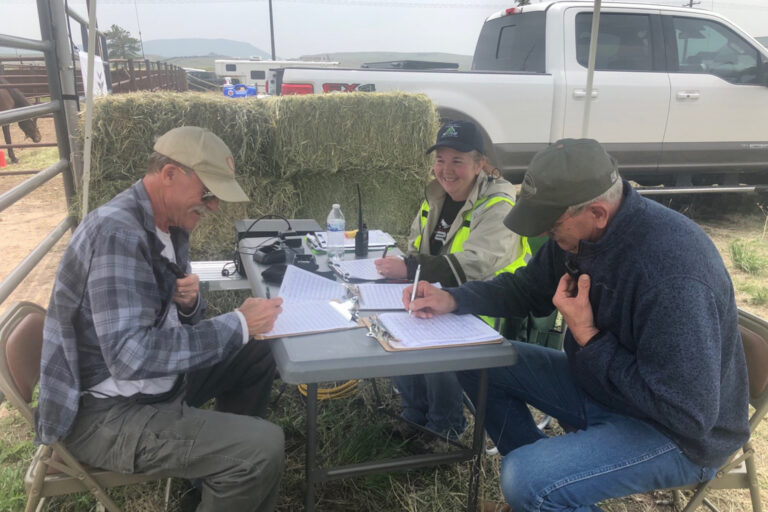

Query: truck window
671;17;761;85
226;64;236;72
576;13;653;72
250;70;266;79
472;11;545;73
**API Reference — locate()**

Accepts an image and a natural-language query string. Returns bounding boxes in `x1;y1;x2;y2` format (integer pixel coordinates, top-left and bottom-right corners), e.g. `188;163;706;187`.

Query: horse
0;76;42;164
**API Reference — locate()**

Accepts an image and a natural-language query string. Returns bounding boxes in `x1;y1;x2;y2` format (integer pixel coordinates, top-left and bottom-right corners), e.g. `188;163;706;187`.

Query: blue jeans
457;341;718;511
392;372;466;439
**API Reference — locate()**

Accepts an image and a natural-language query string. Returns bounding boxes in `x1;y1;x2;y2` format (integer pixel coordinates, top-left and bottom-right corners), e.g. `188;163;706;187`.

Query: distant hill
301;51;473;70
143;38;270;59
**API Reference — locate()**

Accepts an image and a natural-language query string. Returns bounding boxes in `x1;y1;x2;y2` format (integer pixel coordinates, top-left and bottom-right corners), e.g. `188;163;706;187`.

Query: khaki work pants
65;340;284;512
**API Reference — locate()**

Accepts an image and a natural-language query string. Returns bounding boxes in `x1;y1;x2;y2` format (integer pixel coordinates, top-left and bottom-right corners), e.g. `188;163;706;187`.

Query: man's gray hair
565;178;623;216
146;151;194;175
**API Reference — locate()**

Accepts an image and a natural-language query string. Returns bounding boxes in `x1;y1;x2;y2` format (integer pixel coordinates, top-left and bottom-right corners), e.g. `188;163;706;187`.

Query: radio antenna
357;184;363;229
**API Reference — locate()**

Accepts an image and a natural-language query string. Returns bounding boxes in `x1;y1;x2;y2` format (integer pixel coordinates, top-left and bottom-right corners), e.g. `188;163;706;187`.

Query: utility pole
686;0;701;7
269;0;276;60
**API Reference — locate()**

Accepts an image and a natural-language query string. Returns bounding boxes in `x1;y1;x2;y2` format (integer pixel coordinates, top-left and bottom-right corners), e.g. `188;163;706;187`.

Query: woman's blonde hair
469;150;500;178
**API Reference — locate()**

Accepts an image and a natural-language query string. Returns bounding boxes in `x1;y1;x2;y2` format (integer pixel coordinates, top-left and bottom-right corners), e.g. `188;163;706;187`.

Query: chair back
0;301;46;426
737;309;768;432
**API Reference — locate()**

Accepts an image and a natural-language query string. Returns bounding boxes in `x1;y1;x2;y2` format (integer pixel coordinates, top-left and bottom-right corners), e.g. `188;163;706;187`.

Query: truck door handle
573;89;598;98
676;91;701;100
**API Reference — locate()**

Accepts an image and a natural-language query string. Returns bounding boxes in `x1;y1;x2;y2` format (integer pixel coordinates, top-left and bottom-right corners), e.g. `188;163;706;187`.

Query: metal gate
0;0;80;306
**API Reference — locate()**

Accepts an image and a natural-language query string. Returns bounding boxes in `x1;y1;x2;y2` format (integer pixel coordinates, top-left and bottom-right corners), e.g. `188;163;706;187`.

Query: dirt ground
1;117;70;306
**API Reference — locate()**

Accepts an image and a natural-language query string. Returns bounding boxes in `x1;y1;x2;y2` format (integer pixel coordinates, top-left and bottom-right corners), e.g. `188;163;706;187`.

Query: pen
266;286;271;299
409;264;421;317
382;245;391;258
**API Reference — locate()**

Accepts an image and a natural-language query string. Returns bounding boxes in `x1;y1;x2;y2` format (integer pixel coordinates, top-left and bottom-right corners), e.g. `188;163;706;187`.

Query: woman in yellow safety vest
374;120;530;441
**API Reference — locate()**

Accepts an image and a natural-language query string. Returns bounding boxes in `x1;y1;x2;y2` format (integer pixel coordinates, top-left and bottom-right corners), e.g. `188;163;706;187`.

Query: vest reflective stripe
413;195;531;276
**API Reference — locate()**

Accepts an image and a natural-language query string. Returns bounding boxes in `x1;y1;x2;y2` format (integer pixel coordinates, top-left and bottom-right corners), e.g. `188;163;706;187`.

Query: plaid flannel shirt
36;181;243;444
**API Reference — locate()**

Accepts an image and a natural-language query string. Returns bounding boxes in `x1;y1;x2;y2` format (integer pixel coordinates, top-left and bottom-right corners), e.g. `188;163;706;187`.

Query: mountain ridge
143;38;271;59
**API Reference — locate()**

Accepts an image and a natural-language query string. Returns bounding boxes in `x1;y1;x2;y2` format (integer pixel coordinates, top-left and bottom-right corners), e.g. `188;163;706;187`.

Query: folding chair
673;308;768;512
0;301;165;512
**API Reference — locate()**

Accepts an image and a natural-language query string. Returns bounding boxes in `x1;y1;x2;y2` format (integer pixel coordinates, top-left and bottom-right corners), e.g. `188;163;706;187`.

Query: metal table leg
467;369;489;512
305;383;318;512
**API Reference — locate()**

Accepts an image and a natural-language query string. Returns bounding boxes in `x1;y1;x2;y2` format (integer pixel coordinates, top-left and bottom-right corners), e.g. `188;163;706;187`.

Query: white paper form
334;258;386;281
356;283;441;310
278;265;345;301
357;283;408;309
262;300;358;339
378;312;501;348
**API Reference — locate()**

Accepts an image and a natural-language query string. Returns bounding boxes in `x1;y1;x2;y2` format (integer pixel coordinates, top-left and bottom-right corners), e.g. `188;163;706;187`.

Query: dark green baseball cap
504;139;620;236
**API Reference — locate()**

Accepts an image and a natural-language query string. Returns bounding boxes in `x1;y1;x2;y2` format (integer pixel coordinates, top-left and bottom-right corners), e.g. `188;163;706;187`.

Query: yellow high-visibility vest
413;194;531;331
413;194;531;276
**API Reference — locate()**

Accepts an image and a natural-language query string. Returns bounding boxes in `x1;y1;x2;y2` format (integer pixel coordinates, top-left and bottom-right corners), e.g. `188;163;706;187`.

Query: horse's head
19;119;41;143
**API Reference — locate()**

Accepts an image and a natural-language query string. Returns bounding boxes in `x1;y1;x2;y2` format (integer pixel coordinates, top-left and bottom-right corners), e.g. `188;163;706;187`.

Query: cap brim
503;199;567;237
197;173;250;202
426;141;476;154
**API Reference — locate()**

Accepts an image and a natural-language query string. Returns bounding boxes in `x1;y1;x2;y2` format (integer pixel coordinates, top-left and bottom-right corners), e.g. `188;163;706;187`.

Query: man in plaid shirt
36;127;285;512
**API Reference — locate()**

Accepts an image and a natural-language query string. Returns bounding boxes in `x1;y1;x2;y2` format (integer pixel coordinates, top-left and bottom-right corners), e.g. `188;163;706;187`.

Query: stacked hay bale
85;91;439;261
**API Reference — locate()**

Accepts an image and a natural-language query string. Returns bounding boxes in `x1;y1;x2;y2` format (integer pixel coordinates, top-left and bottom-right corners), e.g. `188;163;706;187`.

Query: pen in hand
266;286;271;299
382;245;391;258
409;264;421;317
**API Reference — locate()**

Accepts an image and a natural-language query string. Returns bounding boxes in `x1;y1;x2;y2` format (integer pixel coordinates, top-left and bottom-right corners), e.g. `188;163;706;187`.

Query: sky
2;0;767;59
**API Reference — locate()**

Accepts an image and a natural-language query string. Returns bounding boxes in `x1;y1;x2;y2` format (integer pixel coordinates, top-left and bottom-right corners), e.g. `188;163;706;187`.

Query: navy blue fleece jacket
449;181;749;467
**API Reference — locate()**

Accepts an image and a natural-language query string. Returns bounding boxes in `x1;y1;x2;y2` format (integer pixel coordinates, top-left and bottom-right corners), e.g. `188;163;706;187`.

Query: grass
2;147;59;174
729;239;768;275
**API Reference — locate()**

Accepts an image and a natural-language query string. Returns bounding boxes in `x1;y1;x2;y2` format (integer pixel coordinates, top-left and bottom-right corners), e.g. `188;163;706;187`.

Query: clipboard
252;299;362;340
360;315;504;352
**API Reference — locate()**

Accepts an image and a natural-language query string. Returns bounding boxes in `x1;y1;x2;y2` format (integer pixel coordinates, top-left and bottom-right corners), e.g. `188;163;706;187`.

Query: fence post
163;63;169;90
145;59;152;89
41;0;80;201
127;59;136;92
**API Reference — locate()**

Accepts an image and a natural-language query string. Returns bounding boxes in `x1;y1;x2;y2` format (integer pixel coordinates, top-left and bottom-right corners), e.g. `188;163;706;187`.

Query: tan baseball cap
153;126;249;202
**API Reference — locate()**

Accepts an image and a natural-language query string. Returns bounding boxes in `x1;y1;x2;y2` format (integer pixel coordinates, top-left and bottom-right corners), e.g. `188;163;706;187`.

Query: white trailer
214;59;339;94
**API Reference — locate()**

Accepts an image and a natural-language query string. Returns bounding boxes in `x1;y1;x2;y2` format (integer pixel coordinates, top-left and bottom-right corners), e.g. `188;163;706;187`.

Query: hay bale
262;92;438;178
82;90;439;260
86;91;273;207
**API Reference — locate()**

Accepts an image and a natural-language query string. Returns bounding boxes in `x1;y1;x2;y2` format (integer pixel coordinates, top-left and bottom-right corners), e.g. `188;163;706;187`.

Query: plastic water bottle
326;204;345;261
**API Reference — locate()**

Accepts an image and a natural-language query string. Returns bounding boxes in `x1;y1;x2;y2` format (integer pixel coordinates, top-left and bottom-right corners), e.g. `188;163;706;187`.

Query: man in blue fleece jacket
405;139;749;512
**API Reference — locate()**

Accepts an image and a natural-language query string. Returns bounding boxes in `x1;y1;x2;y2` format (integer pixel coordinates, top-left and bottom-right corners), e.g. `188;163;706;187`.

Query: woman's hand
374;256;407;279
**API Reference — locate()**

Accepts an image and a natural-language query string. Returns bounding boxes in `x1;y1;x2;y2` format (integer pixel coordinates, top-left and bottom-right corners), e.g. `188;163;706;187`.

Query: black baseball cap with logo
503;139;620;236
426;120;484;154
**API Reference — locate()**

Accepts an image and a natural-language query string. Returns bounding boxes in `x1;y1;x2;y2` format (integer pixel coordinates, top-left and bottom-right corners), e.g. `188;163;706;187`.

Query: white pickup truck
271;1;768;187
